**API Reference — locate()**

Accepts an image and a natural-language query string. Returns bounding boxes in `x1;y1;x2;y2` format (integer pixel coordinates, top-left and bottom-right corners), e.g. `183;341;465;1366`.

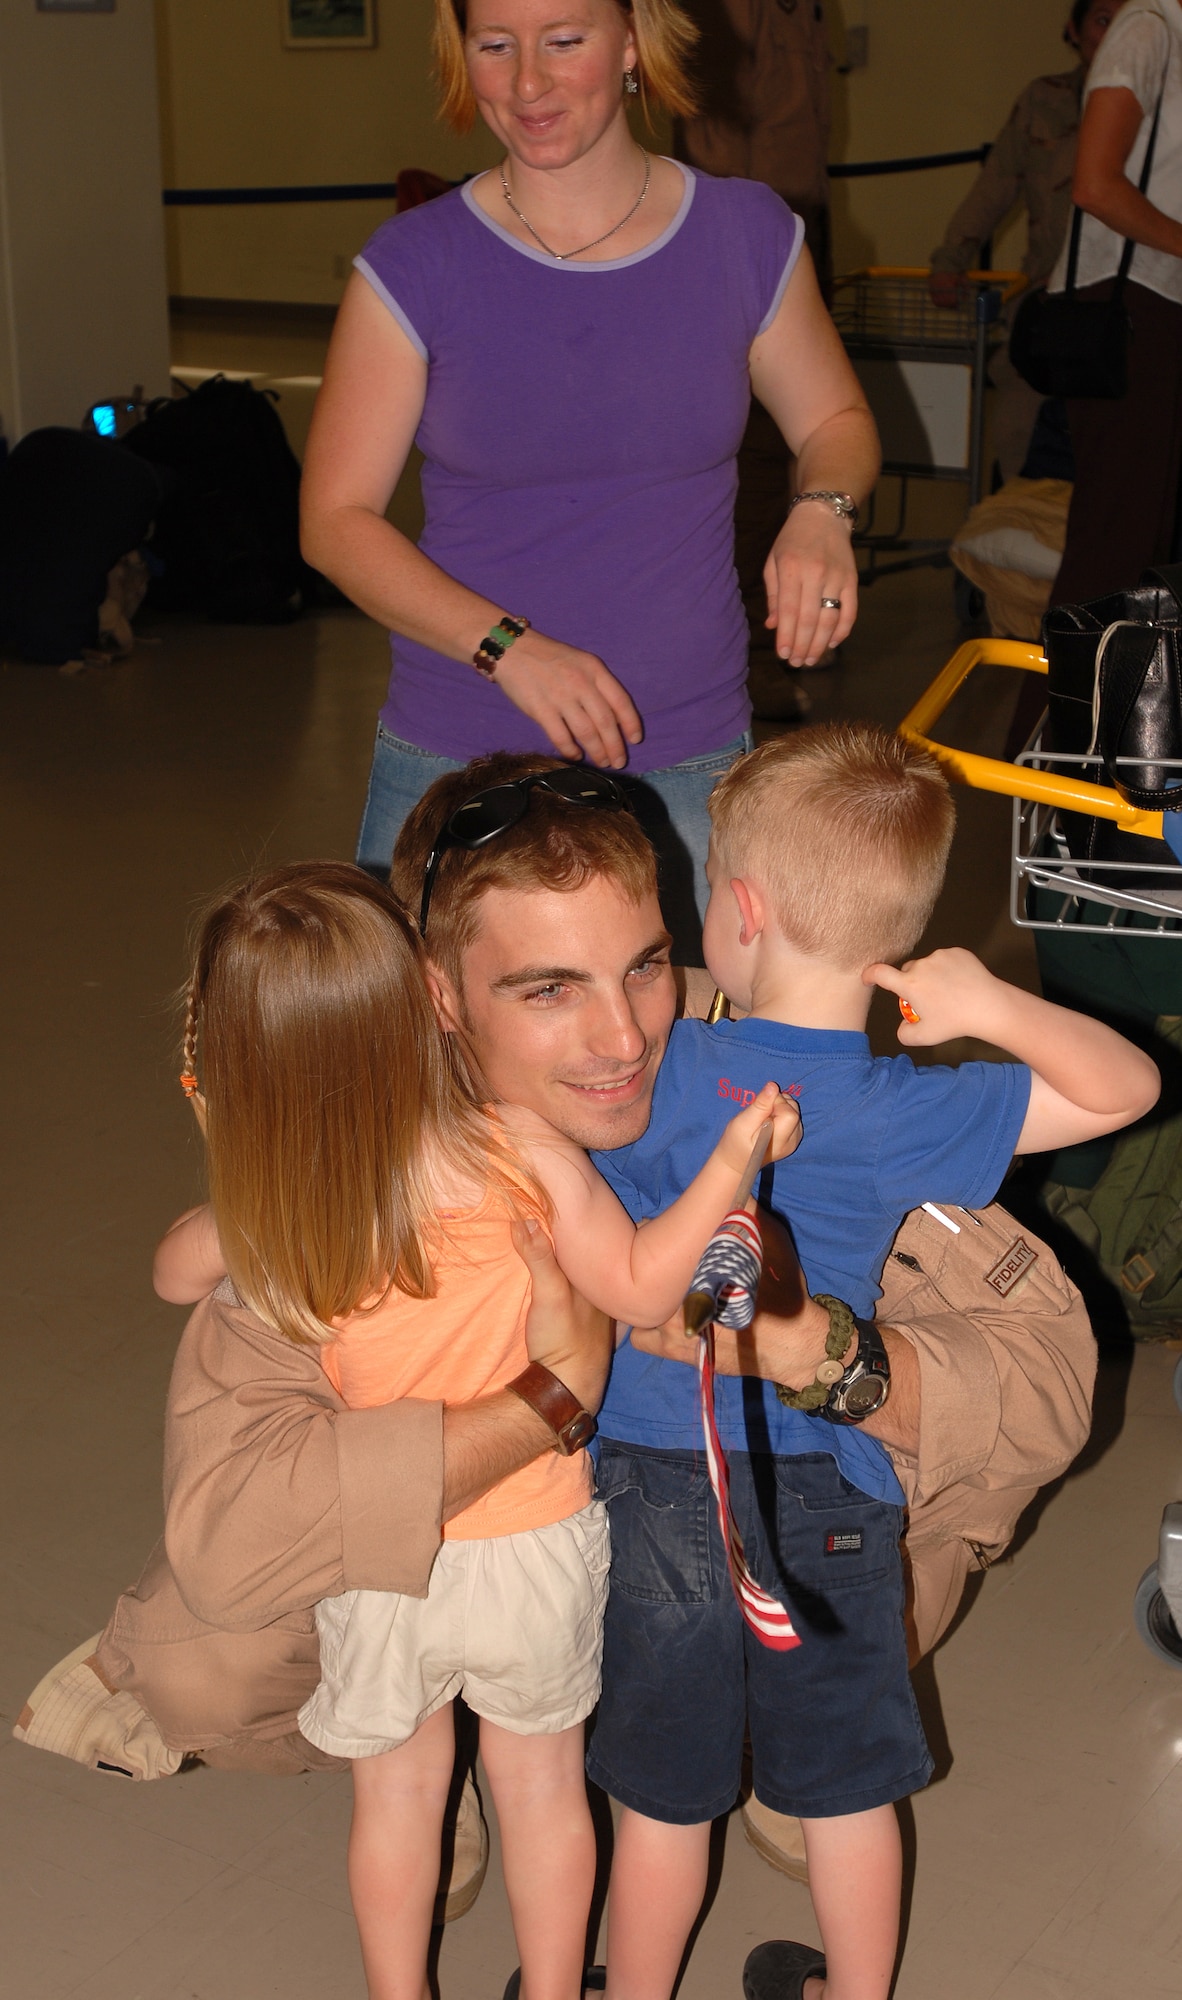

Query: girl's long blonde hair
181;862;525;1346
432;0;700;133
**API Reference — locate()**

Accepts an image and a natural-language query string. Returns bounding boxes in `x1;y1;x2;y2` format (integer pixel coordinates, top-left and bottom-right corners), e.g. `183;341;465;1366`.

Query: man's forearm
740;1307;920;1460
630;1305;921;1458
442;1391;555;1521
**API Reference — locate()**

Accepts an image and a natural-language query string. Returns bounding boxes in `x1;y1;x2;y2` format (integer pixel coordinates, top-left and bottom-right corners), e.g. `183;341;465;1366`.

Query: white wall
0;0;171;439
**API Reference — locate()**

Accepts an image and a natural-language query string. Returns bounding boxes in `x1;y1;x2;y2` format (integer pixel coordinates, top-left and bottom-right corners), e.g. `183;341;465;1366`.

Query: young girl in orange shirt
156;861;794;2000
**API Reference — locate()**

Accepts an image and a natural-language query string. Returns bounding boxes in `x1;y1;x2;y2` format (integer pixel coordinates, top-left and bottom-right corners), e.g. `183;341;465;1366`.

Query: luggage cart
895;635;1182;940
831;269;1025;587
899;637;1182;1666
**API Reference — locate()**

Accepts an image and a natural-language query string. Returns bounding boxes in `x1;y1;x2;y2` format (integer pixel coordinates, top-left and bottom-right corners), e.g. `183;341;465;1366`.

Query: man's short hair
390;753;659;989
708;723;955;968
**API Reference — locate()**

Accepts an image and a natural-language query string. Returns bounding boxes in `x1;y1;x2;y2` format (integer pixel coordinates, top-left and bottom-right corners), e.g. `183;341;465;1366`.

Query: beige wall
826;0;1079;274
0;0;170;438
159;0;1080;305
158;0;501;304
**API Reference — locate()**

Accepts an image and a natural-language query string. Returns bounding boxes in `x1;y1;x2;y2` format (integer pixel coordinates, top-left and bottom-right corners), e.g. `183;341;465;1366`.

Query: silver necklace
499;150;650;261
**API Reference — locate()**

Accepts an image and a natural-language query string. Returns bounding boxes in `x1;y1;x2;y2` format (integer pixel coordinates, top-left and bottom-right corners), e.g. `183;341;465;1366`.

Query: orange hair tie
179;1071;200;1097
898;999;921;1026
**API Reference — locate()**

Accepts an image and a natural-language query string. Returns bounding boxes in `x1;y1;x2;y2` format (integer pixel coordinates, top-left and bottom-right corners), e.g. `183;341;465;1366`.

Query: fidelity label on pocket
825;1530;863;1555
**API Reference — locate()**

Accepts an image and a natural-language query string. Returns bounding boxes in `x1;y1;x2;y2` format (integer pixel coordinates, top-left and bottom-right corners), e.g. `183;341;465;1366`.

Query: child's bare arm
507;1085;801;1325
867;948;1160;1152
154;1203;227;1304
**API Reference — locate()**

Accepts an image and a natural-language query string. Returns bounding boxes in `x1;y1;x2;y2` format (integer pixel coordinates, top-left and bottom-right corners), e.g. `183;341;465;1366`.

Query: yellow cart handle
896;638;1166;839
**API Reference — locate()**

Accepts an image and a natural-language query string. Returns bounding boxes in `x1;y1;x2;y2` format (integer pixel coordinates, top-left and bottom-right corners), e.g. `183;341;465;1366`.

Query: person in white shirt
1048;0;1182;603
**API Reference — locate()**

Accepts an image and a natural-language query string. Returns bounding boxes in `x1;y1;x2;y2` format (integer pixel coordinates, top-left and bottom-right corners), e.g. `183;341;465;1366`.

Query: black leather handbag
1010;85;1164;401
1042;564;1182;886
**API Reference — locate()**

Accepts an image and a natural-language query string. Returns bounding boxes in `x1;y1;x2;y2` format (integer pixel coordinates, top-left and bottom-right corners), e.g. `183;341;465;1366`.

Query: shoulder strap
1114;75;1167;293
1064;205;1084;294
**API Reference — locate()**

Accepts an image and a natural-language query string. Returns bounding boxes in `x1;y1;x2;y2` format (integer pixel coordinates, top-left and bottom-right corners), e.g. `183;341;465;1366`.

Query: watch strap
505;1361;595;1455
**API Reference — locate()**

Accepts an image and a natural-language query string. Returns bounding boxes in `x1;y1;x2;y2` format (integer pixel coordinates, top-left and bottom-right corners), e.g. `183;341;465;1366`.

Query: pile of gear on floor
0;375;331;672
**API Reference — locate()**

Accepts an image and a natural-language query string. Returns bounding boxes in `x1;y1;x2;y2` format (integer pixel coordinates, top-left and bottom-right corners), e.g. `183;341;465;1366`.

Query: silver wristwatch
814;1317;891;1424
788;490;859;528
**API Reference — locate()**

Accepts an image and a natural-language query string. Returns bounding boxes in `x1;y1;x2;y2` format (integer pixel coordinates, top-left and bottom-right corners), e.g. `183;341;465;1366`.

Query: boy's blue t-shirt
591;1016;1032;1505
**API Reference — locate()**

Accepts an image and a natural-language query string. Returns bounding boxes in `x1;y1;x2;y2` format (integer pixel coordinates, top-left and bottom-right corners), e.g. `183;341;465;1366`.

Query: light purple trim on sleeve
353;255;429;362
755;214;806;337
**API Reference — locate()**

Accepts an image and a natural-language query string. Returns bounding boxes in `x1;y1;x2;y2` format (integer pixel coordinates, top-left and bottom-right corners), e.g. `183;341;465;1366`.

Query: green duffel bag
1039;1015;1182;1338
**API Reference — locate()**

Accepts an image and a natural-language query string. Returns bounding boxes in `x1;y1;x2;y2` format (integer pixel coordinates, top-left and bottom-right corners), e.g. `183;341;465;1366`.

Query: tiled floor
3;549;1182;1998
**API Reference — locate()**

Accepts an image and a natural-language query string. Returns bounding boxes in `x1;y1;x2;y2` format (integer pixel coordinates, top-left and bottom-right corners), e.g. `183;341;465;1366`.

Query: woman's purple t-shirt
357;165;802;774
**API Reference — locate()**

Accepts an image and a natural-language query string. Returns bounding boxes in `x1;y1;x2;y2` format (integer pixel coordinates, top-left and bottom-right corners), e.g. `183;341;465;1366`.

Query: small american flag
688;1209;801;1652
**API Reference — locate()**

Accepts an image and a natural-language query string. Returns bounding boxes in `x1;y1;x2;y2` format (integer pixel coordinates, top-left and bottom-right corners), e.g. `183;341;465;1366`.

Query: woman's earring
623;66;638;94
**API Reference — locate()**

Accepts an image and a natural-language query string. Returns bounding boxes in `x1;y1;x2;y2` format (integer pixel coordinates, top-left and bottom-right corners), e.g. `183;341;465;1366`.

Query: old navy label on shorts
985;1236;1038;1298
825;1529;863;1555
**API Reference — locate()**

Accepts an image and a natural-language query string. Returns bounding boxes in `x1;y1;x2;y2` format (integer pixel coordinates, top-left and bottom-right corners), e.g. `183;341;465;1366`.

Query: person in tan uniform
16;756;1095;1916
929;0;1127;480
677;0;834;721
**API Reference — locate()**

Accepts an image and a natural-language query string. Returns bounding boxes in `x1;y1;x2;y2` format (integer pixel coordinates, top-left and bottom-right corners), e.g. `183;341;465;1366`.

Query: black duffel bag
1010;82;1164;402
1042;563;1182;886
121;375;306;624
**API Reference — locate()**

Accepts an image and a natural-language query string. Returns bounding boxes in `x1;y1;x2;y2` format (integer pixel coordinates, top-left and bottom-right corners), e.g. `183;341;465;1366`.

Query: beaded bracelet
774;1294;857;1411
474;613;530;679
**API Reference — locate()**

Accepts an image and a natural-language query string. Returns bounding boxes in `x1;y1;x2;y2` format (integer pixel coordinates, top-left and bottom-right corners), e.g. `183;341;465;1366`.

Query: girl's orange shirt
322;1190;591;1540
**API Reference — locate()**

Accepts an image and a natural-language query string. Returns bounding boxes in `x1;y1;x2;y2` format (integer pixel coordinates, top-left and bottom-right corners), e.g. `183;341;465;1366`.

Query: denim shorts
586;1441;932;1824
353;725;752;966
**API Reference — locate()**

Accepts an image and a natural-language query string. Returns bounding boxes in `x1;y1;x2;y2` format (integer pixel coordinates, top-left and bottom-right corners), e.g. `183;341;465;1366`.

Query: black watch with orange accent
506;1362;597;1455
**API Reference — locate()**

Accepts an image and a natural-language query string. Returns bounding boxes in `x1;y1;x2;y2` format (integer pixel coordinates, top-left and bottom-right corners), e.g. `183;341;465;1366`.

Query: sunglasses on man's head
418;766;630;936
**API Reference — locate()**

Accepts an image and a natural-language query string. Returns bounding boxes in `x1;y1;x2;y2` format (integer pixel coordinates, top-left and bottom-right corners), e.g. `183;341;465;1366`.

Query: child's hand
718;1081;802;1181
866;948;1001;1048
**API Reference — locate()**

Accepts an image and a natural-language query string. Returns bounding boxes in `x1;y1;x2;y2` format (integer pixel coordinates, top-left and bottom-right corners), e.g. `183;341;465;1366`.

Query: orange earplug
899;999;921;1026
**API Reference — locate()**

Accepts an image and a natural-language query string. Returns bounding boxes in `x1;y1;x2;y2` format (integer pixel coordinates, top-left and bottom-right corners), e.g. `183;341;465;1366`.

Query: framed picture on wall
282;0;375;48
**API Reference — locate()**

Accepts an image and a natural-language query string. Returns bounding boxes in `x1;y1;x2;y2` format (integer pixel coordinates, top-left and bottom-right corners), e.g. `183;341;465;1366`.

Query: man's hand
630;1206;830;1388
928;271;964;309
515;1218;612;1413
443;1223;612;1521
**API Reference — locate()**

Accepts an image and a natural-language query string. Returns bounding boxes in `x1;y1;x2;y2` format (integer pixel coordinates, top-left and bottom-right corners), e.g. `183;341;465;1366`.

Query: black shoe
502;1967;606;2000
742;1939;827;2000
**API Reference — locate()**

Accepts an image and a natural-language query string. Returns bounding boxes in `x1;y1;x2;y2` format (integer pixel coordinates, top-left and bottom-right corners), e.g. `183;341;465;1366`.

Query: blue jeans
355;725;753;966
587;1441;931;1824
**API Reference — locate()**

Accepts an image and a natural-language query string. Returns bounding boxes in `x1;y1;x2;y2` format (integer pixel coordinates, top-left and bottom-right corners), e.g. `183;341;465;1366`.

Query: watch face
844;1376;888;1417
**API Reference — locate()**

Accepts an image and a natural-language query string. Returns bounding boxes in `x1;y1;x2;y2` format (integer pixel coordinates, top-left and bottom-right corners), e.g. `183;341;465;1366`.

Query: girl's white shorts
298;1501;610;1759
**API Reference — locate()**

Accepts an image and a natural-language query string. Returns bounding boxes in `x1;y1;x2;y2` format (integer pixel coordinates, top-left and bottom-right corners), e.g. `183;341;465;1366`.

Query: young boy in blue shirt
589;723;1158;2000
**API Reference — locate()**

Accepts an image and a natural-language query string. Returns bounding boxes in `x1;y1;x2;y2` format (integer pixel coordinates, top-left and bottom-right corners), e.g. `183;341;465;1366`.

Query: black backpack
121;375;307;623
0;427;160;664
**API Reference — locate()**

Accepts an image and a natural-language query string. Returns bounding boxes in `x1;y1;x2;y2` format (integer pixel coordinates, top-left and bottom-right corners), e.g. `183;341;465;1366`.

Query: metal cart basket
831;268;1025;584
897;636;1182;940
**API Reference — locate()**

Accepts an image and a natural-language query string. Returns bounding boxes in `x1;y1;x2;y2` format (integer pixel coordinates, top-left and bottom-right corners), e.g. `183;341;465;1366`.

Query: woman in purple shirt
301;0;879;956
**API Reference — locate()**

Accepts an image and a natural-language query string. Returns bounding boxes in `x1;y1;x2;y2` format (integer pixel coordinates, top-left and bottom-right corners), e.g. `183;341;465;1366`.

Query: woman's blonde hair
432;0;700;133
181;862;528;1346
